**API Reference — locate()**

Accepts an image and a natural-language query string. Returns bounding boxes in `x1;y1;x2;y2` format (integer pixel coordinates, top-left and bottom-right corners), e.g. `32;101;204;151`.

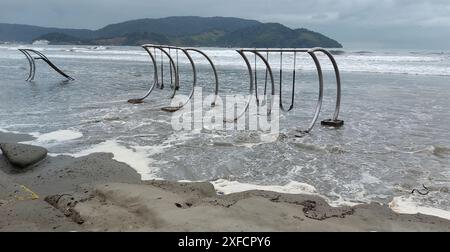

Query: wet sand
1;131;449;232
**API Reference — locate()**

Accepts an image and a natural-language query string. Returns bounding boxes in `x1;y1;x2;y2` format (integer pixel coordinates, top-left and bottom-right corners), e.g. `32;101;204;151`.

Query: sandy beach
1;131;449;232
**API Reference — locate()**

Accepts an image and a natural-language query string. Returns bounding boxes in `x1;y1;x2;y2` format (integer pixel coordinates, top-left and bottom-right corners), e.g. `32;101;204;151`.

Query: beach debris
18;49;74;81
173;202;194;209
411;184;430;196
45;194;86;225
44;194;72;206
0;143;47;168
321;119;345;128
161;106;183;112
295;131;308;138
127;98;144;104
14;185;40;201
301;200;355;220
0;181;39;205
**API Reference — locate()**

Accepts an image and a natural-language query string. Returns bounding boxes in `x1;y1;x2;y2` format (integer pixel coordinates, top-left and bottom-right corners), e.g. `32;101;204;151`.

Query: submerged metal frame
129;44;221;113
129;44;343;133
232;50;274;123
128;44;185;106
221;50;255;123
128;46;159;102
18;49;74;81
236;48;343;133
308;48;344;127
154;45;196;112
184;48;220;107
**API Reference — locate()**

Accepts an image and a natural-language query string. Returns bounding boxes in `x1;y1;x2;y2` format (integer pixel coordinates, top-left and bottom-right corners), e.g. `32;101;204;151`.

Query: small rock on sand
0;143;47;168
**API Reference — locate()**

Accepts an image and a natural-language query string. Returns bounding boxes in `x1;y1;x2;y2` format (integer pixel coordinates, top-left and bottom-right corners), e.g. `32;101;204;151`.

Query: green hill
96;16;261;38
92;32;170;46
0;23;94;42
0;16;342;48
217;23;341;48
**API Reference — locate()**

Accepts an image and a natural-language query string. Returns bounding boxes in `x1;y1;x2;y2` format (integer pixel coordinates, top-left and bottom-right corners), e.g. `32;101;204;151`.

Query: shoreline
1;131;450;231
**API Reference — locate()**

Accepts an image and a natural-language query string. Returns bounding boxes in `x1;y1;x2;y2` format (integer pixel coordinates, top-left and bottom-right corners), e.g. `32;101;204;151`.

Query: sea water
0;44;449;218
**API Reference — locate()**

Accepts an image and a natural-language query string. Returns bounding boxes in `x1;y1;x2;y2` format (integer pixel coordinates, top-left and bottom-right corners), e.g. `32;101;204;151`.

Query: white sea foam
162;131;198;147
211;179;318;195
67;139;163;180
210;179;361;207
211;179;450;220
233;133;280;148
3;45;450;75
25;129;83;145
389;195;450;220
58;131;198;180
0;128;24;134
360;172;382;185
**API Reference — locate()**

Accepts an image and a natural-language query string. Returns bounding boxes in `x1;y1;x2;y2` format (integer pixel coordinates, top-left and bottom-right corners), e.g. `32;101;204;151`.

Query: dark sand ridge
1;131;449;231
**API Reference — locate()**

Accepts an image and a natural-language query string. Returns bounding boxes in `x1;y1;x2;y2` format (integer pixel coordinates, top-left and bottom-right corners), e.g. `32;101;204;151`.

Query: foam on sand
56;132;197;180
211;179;318;195
27;130;83;144
210;179;365;208
389;195;450;220
67;140;162;180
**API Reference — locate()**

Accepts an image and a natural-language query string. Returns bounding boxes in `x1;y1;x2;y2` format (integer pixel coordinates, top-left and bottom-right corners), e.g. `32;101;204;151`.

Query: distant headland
0;16;342;48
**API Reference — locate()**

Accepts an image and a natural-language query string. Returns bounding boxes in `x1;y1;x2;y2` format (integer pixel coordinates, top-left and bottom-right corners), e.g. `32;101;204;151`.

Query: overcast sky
1;0;450;49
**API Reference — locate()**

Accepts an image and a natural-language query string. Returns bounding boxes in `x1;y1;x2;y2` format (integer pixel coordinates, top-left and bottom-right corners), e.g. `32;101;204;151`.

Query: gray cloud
1;0;449;49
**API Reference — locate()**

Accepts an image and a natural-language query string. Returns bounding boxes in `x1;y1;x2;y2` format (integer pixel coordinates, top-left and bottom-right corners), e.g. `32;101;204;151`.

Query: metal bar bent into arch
18;49;74;81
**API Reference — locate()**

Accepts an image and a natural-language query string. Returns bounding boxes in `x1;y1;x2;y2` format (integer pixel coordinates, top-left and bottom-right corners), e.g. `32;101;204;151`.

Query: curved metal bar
153;47;162;89
160;48;197;112
264;49;269;96
253;49;259;106
134;45;198;111
153;46;179;99
242;49;310;53
18;49;32;81
247;50;275;116
278;51;295;112
18;49;35;81
169;48;174;88
30;52;36;81
25;49;74;81
241;49;324;133
127;46;159;104
160;48;164;89
226;50;254;123
308;48;342;122
302;51;324;133
184;48;220;107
